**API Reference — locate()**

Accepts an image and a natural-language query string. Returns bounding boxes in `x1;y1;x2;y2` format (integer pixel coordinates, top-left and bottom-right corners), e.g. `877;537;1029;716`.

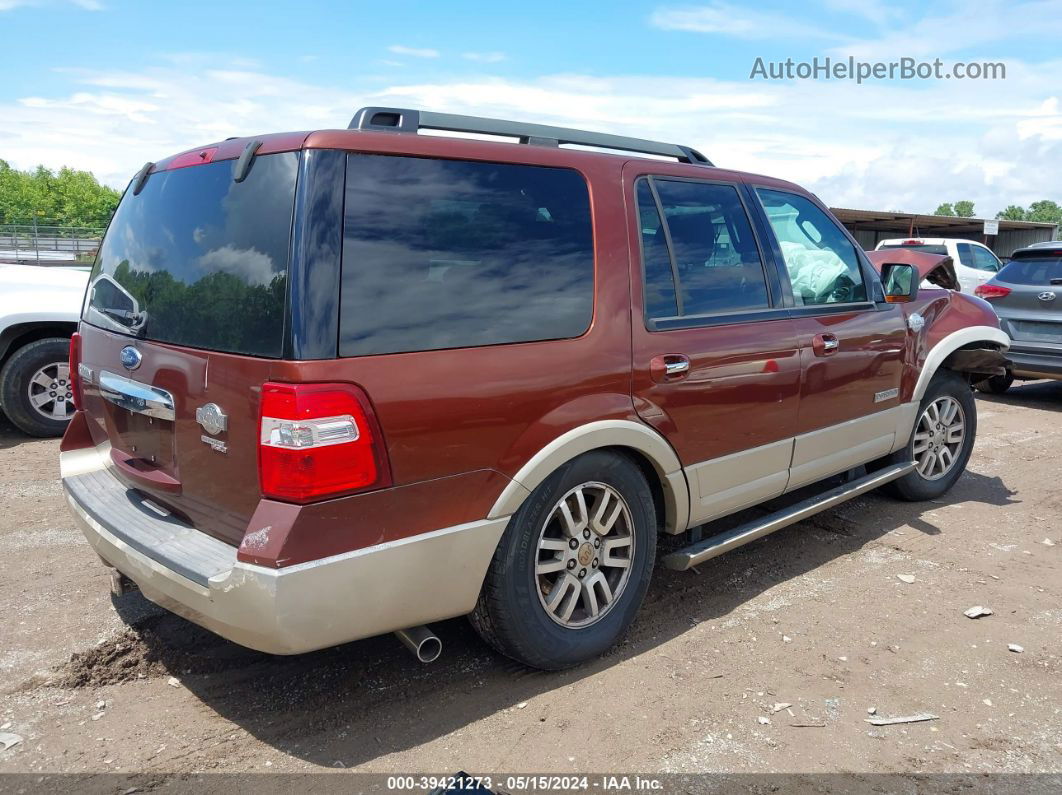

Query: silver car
974;243;1062;393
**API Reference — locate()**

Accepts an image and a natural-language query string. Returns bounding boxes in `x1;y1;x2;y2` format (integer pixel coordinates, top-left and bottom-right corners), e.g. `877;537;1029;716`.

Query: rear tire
885;370;977;501
470;450;656;670
0;337;75;438
974;372;1013;394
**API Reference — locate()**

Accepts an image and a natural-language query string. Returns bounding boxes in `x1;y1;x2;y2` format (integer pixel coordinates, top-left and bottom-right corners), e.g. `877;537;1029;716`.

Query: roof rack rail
348;106;713;166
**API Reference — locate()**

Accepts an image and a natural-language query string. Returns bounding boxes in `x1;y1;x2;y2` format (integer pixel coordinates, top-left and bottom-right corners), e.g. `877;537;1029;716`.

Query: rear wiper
99;307;146;332
1050;278;1062;285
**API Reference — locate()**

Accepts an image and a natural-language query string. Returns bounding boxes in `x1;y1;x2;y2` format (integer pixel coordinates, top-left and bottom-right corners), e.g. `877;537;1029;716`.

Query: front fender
913;324;1010;400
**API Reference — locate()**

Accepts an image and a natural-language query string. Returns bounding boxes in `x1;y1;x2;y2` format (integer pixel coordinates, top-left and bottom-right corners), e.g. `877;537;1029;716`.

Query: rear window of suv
84;152;298;357
997;254;1062;285
879;243;948;255
339;154;594;357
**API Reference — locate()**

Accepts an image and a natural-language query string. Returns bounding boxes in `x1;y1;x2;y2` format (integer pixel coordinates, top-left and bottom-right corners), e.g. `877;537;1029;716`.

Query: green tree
1026;199;1062;226
0;160;120;227
933;202;955;216
996;205;1027;220
953;200;976;218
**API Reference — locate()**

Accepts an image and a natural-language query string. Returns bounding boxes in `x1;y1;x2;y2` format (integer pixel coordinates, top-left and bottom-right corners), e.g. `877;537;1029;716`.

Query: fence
0;222;105;266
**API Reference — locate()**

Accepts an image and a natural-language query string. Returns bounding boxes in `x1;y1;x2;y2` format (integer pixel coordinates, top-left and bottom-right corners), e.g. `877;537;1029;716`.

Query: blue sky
1;0;1060;215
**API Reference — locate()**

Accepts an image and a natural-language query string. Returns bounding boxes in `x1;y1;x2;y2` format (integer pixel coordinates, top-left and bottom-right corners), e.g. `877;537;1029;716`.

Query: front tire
887;370;977;501
470;450;656;670
0;337;75;438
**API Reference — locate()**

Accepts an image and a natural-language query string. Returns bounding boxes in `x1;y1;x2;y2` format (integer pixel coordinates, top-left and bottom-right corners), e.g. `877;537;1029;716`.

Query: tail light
258;382;391;503
974;284;1011;300
902;239;923;245
69;332;82;410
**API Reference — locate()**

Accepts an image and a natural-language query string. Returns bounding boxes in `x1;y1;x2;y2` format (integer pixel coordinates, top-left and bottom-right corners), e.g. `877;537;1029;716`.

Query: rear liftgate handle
813;333;840;357
650;354;691;383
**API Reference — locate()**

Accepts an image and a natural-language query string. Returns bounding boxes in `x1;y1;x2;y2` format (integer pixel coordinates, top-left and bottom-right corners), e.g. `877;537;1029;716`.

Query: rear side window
997;255;1062;285
758;189;867;306
84;152;298;357
636;177;769;322
339;154;594;356
636;181;679;319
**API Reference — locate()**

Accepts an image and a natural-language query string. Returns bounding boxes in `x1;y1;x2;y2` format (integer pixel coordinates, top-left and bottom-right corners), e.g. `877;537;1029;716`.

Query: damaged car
61;108;1010;669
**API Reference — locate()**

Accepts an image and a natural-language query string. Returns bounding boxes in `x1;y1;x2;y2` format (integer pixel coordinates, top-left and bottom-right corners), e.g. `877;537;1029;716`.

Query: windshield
84;151;299;357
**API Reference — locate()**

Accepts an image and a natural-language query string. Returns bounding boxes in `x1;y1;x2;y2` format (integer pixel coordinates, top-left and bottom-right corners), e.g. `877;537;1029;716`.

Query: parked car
0;263;89;436
60;108;1010;670
973;243;1062;393
875;237;1002;294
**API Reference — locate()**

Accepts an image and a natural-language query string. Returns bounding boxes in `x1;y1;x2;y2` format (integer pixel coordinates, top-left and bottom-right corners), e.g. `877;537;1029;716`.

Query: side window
972;245;1002;272
636;181;680;319
956;242;976;267
339;154;594;356
756;189;868;306
636;178;770;322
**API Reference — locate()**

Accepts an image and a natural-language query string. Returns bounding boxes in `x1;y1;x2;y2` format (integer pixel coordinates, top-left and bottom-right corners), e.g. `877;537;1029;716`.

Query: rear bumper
1007;344;1062;380
62;445;508;655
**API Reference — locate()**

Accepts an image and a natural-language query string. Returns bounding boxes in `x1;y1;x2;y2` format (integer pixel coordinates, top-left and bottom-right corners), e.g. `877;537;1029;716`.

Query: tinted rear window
339;154;594;357
997;255;1062;285
880;243;948;255
84;152;298;357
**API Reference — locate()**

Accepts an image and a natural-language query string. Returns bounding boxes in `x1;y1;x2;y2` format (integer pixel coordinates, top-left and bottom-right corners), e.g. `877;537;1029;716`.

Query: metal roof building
830;207;1058;258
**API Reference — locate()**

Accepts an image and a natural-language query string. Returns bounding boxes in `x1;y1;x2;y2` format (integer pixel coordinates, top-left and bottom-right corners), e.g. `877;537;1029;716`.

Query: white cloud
371;68;1062;215
462;51;507;64
0;0;102;9
820;0;898;26
1;58;1059;218
196;244;277;286
830;0;1062;59
650;2;846;41
0;63;355;186
387;44;440;59
651;0;1062;62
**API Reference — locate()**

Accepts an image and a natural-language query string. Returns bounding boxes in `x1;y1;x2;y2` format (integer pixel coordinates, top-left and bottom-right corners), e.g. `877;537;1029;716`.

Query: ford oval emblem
120;346;142;371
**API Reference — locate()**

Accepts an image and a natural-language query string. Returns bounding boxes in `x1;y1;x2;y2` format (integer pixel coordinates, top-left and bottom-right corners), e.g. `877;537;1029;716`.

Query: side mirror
881;263;919;303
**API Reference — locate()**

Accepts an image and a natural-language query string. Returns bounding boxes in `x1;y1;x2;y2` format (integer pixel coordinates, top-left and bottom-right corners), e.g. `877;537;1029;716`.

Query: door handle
813;333;840;357
665;359;690;376
650;354;691;383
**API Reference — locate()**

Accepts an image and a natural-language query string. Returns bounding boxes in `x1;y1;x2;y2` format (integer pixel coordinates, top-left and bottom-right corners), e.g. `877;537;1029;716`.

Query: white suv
0;264;89;437
875;237;1002;294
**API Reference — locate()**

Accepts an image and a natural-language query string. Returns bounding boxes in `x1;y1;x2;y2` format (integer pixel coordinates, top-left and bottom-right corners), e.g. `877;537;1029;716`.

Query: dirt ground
0;383;1060;787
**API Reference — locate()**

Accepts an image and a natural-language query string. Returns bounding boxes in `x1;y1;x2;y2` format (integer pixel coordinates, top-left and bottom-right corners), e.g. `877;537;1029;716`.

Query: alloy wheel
913;396;966;481
535;481;636;628
26;361;75;422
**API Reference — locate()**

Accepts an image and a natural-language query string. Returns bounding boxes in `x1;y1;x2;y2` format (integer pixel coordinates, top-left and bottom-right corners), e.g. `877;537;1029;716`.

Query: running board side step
662;462;915;571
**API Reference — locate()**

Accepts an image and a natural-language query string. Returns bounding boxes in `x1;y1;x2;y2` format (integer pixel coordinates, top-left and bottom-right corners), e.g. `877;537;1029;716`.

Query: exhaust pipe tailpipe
395;625;442;663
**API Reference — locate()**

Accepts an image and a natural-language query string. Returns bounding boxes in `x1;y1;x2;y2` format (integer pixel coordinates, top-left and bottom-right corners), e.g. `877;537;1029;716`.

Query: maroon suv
61;108;1010;669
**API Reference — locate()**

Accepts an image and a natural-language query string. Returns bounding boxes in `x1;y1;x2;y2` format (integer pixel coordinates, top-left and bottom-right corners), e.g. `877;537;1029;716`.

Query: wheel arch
487;420;691;534
0;321;77;368
913;325;1010;401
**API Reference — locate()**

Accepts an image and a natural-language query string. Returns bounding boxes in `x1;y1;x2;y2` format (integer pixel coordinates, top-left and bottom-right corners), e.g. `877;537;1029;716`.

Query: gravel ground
0;383;1059;787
